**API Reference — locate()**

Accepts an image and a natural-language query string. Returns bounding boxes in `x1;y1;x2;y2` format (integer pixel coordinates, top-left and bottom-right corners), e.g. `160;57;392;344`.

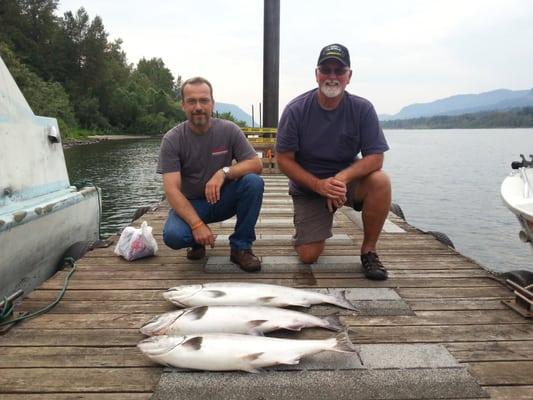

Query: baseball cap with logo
317;43;350;67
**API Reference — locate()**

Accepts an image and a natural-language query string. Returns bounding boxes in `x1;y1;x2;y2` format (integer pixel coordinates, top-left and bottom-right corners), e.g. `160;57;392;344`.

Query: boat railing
513;154;533;199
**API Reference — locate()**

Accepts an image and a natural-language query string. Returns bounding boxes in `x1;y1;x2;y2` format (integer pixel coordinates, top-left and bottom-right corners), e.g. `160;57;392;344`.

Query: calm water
64;129;533;273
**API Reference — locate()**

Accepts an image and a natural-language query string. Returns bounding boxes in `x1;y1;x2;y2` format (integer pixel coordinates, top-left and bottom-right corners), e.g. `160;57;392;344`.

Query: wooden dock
1;174;532;399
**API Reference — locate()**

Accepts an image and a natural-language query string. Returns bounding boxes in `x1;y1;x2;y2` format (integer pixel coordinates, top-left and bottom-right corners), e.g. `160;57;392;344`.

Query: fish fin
332;331;357;353
278;354;302;365
182;336;203;350
258;296;277;303
330;290;358;311
241;352;264;362
323;314;345;332
244;367;264;374
185;306;208;320
247;319;268;328
284;324;304;331
204;290;226;298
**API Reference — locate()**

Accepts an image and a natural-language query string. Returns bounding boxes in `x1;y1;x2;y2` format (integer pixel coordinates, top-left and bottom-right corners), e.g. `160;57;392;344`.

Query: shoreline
62;134;156;149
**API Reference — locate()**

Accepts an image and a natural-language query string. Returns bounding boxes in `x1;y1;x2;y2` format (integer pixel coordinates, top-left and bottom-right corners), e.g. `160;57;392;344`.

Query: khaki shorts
291;181;362;246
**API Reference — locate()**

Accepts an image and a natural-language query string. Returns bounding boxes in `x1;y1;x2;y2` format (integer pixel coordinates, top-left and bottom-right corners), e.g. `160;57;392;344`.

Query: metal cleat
502;279;533;318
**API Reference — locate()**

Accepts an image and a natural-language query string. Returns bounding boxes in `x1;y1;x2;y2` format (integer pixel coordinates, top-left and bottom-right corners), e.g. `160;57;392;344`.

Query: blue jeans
163;173;264;251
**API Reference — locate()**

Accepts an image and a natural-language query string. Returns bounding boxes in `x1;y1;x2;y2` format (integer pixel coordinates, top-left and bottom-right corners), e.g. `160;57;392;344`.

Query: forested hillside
0;0;185;137
380;107;533;129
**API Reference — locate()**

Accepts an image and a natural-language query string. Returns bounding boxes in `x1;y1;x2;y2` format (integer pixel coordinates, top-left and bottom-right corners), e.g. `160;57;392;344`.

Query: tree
137;57;176;96
216;111;247;127
0;41;77;135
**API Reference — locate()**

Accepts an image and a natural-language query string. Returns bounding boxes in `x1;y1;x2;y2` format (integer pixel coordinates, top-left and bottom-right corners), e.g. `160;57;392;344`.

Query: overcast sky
57;0;533;116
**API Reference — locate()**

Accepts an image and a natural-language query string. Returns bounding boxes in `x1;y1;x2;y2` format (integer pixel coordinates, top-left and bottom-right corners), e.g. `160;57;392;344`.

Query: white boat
501;155;533;245
0;55;100;299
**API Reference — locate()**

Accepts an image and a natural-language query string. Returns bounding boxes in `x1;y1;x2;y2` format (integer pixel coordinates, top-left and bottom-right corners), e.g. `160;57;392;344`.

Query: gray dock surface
1;174;532;399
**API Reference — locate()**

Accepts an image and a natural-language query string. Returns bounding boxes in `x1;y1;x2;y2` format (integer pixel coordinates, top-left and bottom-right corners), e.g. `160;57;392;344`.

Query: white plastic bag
114;221;158;261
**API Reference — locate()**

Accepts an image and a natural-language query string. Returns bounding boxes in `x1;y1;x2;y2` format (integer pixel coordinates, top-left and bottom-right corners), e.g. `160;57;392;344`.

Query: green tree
137;57;176;96
0;41;77;135
216;111;247;127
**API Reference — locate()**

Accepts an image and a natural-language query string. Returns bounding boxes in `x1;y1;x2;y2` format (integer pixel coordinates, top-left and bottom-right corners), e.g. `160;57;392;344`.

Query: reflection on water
64;138;164;236
64;130;533;273
384;128;533;273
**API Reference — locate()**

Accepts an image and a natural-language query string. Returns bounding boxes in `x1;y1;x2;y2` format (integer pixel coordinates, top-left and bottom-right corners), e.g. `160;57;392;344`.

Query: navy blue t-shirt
276;89;389;195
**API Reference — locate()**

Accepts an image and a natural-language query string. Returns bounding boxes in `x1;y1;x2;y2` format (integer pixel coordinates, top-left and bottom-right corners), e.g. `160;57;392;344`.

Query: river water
64;128;533;273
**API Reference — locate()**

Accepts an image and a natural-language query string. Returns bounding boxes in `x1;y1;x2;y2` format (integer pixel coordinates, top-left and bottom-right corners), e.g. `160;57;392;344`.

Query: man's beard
320;80;343;98
190;112;209;127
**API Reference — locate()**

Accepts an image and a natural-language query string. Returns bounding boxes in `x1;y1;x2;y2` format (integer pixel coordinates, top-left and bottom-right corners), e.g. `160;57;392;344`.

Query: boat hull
0;187;100;298
501;169;533;244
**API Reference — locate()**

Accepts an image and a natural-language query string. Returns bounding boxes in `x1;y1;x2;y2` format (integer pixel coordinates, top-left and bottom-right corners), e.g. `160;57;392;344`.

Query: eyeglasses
317;66;349;76
184;98;211;106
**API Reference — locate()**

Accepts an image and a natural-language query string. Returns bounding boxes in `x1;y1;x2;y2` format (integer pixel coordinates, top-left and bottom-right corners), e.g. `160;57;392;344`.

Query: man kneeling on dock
157;77;264;272
276;44;391;280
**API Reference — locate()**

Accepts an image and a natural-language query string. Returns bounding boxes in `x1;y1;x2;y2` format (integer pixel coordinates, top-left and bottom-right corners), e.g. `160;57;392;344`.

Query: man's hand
314;177;346;199
205;169;225;204
192;223;215;248
314;177;346;212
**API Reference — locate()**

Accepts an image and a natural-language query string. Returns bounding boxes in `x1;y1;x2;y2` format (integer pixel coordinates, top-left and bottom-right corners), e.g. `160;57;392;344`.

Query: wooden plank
468;361;533;385
347;324;533;343
344;310;526;326
0;367;161;392
446;341;533;362
17;300;173;314
25;289;165;301
37;277;504;290
398;287;512;299
0;395;151;400
34;269;491;281
8;310;528;330
0;329;142;346
408;299;508;311
483;385;533;399
0;346;154;368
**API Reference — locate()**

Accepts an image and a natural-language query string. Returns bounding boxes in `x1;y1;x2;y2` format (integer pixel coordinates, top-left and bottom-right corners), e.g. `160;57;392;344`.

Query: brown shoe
186;245;205;260
230;249;261;273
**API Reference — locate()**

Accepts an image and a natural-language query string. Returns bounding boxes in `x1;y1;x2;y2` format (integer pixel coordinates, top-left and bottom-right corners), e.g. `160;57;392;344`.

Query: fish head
137;335;187;357
139;310;186;336
163;285;203;306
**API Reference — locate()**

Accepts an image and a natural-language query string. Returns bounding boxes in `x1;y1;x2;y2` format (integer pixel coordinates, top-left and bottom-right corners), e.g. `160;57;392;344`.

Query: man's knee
356;170;391;201
239;173;264;194
367;170;391;192
163;226;190;250
296;242;325;264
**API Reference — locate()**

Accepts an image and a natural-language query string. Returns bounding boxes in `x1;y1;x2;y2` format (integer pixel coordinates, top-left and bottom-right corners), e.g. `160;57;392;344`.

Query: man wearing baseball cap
276;43;391;280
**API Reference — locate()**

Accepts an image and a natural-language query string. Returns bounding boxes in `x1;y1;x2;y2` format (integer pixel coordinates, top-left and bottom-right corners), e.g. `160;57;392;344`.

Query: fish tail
331;290;358;311
332;331;357;353
332;331;364;365
322;314;345;332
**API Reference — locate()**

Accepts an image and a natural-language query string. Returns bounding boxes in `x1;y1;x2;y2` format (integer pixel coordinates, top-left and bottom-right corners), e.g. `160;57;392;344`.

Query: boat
501;154;533;245
0;55;101;299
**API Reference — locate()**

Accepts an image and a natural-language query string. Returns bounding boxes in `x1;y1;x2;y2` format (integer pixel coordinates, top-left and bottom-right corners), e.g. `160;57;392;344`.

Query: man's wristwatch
222;166;231;180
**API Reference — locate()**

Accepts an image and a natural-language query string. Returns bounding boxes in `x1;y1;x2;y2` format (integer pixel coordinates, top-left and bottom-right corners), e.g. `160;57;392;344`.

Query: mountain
380;88;533;121
214;102;256;127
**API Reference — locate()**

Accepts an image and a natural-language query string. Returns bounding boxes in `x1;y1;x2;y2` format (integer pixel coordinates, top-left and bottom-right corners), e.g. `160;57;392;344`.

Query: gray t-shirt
157;118;257;199
276;89;389;195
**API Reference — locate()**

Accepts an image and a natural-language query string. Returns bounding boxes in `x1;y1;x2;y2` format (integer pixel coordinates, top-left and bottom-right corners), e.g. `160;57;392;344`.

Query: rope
0;297;15;323
0;257;77;328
